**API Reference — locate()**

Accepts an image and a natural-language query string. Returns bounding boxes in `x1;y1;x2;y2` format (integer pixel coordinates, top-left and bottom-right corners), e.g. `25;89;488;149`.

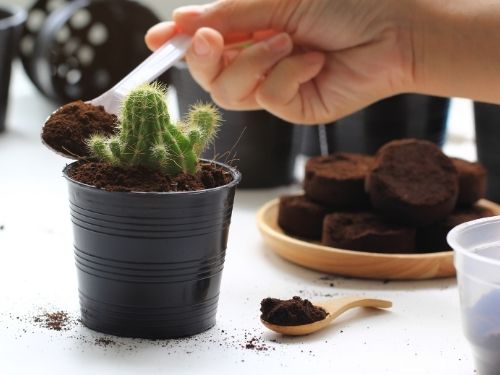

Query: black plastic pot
19;0;74;96
474;102;500;203
162;63;299;188
22;0;159;103
300;94;450;156
0;5;26;133
63;160;241;339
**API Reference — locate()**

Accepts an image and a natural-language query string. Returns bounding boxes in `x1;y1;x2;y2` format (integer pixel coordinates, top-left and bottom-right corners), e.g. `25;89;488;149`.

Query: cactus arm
87;134;115;164
186;103;221;156
108;137;122;162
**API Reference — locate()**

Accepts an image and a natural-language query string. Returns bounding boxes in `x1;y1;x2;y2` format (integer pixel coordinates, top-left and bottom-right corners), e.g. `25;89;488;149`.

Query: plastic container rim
0;5;26;30
447;215;500;268
62;158;241;196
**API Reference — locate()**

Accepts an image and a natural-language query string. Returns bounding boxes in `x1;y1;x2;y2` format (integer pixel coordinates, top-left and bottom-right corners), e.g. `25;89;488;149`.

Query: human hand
146;0;415;124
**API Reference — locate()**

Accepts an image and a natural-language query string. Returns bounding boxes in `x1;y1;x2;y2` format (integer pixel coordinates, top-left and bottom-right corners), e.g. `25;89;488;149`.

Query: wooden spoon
261;296;392;336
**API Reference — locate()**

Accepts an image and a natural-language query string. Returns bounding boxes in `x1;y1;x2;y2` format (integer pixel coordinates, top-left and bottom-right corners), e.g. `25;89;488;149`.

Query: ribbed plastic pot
63;160;241;339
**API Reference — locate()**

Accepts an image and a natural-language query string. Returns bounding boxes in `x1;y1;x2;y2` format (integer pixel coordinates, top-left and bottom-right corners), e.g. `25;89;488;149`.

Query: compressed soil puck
417;206;495;251
304;153;374;209
278;194;330;239
260;296;327;326
322;212;416;253
450;157;487;207
42;101;117;158
366;139;459;226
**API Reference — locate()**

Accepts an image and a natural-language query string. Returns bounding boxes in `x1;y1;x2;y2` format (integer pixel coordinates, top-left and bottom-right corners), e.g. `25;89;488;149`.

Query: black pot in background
0;5;26;133
64;160;241;339
23;0;159;103
162;63;300;189
474;102;500;203
300;94;450;156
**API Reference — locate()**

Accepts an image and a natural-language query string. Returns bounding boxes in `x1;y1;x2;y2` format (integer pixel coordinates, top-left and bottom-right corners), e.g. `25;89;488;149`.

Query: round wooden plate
256;199;500;280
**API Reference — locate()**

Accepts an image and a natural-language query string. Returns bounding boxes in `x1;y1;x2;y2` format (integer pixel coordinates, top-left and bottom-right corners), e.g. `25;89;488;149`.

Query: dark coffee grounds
322;212;416;253
451;157;487;207
42;101;117;158
304;153;374;209
278;194;330;239
244;337;270;351
34;311;73;331
417;206;494;251
366;139;459;226
260;296;327;326
67;161;233;192
95;338;116;347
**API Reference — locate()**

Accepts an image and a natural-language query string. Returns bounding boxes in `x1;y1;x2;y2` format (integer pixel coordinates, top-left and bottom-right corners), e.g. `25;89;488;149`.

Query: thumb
173;0;285;36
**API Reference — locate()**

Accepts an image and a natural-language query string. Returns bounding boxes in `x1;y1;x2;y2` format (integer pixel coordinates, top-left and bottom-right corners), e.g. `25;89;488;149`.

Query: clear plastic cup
448;216;500;375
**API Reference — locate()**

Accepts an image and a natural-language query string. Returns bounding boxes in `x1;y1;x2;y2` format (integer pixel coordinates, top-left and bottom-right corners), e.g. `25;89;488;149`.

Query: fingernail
194;34;211;57
265;33;291;54
173;4;209;18
146;22;174;36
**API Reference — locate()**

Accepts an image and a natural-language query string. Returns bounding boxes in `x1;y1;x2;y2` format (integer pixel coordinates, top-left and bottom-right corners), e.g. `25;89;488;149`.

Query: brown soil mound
42;101;117;158
67;161;233;192
260;296;327;326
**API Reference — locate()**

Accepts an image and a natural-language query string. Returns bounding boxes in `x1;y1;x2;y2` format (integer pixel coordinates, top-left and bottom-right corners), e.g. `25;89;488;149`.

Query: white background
0;0;481;373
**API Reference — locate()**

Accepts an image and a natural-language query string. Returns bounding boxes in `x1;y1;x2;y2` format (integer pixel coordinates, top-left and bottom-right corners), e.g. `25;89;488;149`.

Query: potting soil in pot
67;161;233;192
43;101;233;191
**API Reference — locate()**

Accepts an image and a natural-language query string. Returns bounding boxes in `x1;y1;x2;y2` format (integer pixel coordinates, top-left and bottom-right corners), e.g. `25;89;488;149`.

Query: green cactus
88;83;220;176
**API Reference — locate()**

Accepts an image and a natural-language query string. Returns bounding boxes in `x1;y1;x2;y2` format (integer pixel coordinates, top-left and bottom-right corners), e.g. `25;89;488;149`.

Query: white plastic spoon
43;34;192;158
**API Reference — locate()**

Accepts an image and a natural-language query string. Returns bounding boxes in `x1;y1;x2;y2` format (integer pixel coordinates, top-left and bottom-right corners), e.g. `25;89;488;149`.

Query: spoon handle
114;34;192;97
89;34;192;114
317;297;392;321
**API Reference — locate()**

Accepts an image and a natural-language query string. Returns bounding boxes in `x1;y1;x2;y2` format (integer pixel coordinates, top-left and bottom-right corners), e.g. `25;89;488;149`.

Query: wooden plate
256;199;500;280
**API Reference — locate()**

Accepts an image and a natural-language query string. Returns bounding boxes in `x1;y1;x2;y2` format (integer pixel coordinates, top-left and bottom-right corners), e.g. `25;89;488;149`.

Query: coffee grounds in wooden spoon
260;296;327;326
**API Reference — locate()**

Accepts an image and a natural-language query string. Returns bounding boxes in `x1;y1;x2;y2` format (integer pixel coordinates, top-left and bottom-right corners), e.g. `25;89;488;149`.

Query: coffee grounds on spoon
260;296;327;326
42;101;117;158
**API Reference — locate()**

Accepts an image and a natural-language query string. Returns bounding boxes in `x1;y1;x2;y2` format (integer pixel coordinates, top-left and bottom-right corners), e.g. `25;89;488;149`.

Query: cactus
88;83;220;176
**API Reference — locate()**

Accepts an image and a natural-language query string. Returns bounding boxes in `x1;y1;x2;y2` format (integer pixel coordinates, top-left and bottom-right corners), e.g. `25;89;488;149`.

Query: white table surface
0;63;479;375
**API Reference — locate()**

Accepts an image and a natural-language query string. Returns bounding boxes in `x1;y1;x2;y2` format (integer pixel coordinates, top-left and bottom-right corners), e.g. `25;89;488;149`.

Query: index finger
173;0;278;36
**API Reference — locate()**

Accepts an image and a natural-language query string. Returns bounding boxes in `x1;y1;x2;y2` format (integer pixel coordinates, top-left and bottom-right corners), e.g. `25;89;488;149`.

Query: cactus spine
88;83;220;176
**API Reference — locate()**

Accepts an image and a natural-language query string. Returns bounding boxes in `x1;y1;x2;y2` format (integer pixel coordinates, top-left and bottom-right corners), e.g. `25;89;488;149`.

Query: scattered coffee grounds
95;337;116;347
67;161;233;192
42;101;117;158
34;311;73;331
244;336;270;351
260;296;327;326
450;157;487;207
366;139;459;226
322;212;416;253
304;152;374;209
